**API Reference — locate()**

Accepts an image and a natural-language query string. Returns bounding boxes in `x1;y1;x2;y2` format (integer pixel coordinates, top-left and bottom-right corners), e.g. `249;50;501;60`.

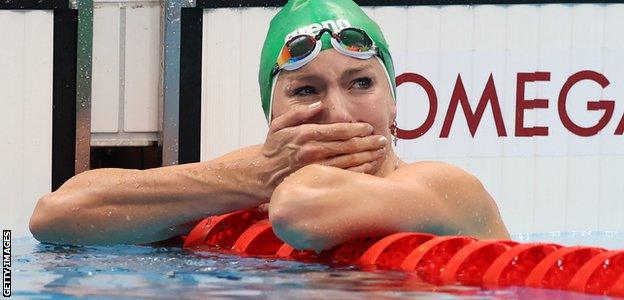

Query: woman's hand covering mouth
259;101;388;189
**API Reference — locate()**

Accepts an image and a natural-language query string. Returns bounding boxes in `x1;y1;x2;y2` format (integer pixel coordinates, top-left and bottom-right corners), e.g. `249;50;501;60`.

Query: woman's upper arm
386;161;509;238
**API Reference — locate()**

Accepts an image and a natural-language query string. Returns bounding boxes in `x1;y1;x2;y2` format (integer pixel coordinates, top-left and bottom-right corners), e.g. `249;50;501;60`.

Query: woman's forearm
30;145;272;245
269;165;410;251
268;163;508;252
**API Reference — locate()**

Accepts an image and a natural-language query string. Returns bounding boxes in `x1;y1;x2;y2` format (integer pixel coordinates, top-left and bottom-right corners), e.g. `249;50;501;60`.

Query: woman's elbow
29;190;94;244
29;193;60;243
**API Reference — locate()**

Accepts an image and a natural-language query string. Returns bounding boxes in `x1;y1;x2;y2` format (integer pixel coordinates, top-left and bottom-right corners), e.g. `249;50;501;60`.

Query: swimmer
29;0;509;249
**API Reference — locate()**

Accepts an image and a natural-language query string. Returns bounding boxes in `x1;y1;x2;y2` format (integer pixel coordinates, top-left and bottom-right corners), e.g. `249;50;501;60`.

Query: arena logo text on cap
284;19;353;42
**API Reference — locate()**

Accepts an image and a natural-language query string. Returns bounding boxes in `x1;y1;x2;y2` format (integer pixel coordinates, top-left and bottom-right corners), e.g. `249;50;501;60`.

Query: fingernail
379;136;388;144
377;148;386;155
309;101;321;109
367;124;374;133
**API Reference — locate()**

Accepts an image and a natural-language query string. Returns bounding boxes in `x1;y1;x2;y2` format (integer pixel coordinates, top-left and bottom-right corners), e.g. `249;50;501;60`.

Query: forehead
278;50;382;82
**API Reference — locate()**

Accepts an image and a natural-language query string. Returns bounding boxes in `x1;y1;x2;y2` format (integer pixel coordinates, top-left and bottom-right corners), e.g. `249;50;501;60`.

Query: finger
323;135;388;157
297;135;386;164
346;160;380;174
257;203;270;212
294;122;374;143
269;101;323;134
320;148;386;169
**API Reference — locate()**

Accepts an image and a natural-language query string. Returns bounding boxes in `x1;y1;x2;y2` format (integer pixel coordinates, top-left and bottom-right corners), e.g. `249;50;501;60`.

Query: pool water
11;232;624;299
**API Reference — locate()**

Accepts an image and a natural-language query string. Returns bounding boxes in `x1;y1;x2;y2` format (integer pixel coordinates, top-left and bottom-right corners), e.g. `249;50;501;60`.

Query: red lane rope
440;240;518;286
182;208;624;297
358;232;435;269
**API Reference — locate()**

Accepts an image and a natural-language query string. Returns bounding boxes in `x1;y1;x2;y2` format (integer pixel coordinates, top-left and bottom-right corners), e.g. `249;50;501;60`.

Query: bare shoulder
388;161;485;210
388;160;480;188
389;160;509;238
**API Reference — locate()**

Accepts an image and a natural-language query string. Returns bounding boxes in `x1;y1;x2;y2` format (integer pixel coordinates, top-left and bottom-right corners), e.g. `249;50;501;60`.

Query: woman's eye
352;77;373;89
293;86;317;96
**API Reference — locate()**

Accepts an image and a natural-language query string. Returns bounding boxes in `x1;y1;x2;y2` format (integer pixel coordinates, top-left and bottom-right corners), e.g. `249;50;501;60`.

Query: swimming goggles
271;27;379;78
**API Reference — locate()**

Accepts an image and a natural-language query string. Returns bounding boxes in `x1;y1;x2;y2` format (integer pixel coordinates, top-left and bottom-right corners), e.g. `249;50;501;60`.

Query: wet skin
29;50;509;249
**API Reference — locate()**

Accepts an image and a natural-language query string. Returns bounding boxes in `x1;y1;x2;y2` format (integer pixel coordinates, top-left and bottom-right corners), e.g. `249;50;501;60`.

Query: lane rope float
182;208;624;297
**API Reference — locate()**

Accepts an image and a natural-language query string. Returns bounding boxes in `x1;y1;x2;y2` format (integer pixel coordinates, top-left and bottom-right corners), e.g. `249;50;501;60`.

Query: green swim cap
259;0;396;122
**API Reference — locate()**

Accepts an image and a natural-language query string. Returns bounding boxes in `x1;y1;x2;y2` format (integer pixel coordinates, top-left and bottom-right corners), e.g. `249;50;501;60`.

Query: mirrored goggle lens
286;35;316;60
338;28;373;52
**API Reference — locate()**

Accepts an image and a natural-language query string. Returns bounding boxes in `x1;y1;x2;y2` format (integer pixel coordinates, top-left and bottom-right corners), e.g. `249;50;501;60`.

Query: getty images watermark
2;230;10;297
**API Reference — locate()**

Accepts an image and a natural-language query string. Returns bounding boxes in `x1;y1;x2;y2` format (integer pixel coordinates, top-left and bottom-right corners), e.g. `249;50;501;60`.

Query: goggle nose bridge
313;28;340;41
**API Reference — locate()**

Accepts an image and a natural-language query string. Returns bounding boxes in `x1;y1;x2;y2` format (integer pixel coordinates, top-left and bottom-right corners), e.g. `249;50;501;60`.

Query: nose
318;89;356;124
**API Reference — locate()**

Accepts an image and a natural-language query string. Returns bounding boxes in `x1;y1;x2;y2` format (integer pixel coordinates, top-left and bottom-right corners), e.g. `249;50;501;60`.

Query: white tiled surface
398;6;440;159
92;5;121;133
535;4;571;157
0;11;53;237
200;4;624;234
201;8;272;157
123;4;160;133
91;1;161;144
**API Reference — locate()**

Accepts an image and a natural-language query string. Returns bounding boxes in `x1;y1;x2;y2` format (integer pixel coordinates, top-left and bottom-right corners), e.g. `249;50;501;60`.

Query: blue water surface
10;232;624;299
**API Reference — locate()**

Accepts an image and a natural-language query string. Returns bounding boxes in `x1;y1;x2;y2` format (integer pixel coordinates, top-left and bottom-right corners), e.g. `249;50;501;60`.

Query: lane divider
182;208;624;297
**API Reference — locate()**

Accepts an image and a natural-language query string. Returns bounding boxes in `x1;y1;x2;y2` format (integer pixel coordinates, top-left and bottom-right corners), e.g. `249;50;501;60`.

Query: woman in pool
29;0;509;250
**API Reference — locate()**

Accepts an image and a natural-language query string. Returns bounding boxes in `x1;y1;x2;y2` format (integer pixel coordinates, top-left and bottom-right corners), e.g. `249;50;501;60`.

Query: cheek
271;91;291;120
271;99;285;119
351;94;392;131
271;79;292;119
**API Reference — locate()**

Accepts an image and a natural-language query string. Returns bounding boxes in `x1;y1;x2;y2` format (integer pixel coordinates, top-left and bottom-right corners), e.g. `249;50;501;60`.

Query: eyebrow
284;74;321;83
342;64;374;78
282;64;375;83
